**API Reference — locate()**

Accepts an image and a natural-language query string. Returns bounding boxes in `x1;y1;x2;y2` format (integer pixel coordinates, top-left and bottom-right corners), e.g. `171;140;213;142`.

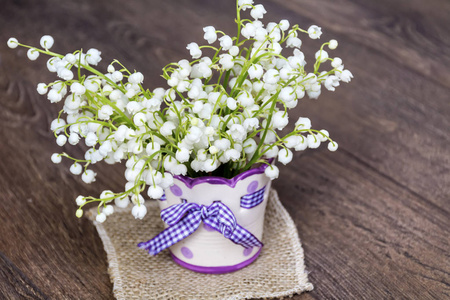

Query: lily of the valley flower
8;0;352;222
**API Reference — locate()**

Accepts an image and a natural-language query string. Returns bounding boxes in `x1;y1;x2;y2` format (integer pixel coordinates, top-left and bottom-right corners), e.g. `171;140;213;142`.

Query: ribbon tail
228;224;264;249
138;216;201;255
204;202;263;249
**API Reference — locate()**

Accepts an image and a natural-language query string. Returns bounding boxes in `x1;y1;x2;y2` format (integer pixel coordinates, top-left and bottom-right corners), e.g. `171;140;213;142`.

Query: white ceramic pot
158;165;271;274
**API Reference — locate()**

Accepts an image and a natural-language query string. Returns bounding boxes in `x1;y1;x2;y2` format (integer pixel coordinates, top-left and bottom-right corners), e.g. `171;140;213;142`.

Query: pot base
170;248;262;274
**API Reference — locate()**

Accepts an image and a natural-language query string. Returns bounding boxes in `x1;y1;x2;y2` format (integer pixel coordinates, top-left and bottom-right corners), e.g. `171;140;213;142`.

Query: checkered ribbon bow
138;201;263;255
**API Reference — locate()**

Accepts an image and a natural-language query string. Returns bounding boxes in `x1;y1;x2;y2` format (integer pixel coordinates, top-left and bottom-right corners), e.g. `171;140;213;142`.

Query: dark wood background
1;0;449;299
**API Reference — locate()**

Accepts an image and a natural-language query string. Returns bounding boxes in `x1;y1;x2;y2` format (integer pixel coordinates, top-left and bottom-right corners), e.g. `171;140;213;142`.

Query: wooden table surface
1;0;449;299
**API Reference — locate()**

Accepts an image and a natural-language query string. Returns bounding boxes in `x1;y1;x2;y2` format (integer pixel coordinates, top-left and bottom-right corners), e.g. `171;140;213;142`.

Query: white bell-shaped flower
70;163;83;175
272;111;289;130
295;117;311;130
203;26;217;44
219;35;233;50
96;213;106;223
186;42;202;59
307;134;321;148
50;118;66;134
176;148;190;163
277;148;293;165
307;25;322;39
115;196;130;208
265;165;279;180
128;72;144;84
315;50;329;63
160;172;174;189
248;64;263;80
132;204;147;219
263;69;279;84
251;4;267;20
86;48;102;66
81;169;97;183
103;205;114;216
147;185;164;199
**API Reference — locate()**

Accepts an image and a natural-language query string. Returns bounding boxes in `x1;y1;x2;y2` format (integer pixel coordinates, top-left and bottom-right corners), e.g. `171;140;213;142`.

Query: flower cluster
7;0;352;223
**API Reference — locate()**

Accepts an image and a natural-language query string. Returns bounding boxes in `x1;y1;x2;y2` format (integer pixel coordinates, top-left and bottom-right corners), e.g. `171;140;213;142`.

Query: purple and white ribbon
138;201;263;255
240;186;266;209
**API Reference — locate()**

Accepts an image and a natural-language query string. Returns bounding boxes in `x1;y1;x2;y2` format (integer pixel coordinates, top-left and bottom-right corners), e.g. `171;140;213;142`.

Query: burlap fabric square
87;189;313;299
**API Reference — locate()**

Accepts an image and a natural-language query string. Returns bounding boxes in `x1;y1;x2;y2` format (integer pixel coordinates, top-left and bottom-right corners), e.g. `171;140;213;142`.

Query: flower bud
7;37;19;49
76;209;83;218
328;39;338;50
40;35;54;49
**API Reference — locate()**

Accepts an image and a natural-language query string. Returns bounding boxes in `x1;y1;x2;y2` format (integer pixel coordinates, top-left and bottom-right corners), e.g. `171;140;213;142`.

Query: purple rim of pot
173;159;273;189
170;248;262;274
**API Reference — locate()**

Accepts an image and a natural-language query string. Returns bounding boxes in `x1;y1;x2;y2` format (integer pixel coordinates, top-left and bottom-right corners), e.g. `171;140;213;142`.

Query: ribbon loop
161;202;200;226
138;201;263;255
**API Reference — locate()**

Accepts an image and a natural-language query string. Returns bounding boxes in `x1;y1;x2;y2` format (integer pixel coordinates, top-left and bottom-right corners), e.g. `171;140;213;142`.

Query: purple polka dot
247;181;259;193
181;247;193;259
243;247;253;257
203;223;215;232
170;184;183;197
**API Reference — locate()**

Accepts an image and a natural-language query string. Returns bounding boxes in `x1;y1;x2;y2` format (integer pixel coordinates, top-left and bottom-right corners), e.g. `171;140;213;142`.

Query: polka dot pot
158;165;272;274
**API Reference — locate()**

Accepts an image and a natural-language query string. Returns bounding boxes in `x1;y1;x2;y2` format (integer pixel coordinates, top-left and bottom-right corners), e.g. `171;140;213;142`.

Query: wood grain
0;0;448;299
0;252;48;299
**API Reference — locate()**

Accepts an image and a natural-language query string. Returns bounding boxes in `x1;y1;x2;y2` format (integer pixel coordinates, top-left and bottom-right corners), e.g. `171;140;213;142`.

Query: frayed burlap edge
88;189;313;299
91;222;127;299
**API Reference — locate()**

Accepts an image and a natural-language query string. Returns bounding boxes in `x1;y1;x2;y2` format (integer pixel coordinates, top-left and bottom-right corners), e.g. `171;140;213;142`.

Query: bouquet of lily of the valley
7;0;352;223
